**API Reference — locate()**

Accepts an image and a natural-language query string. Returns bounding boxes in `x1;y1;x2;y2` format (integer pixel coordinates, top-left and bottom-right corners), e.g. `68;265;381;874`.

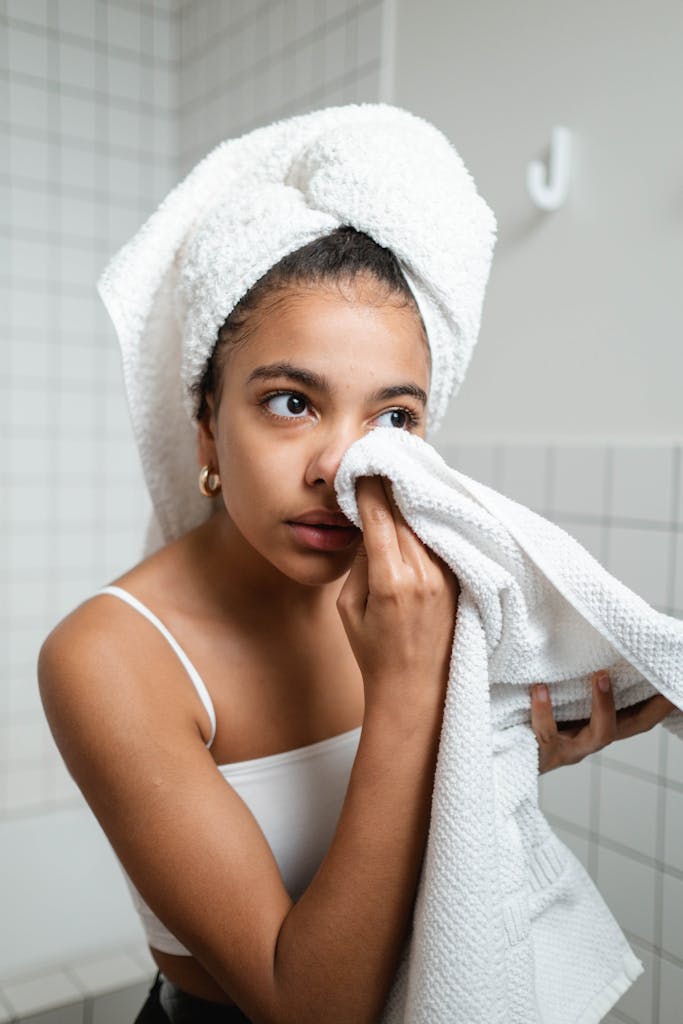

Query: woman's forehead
231;282;430;375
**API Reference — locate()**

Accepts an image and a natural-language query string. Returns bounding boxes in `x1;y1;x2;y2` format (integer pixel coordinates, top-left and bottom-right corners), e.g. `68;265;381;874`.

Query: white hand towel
95;102;496;555
334;427;683;1024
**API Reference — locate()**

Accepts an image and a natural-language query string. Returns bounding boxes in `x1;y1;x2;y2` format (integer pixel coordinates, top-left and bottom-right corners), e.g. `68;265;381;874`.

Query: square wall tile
59;94;98;143
538;756;592;832
598;764;658;859
596;845;657;944
7;0;49;27
3;971;83;1018
552;518;605;564
69;951;150;996
91;979;150;1024
659;957;683;1024
666;733;683;785
552;445;608;517
498;445;548;513
664;787;683;873
106;5;142;54
445;443;499;488
612;445;675;523
8;23;49;77
9;79;50;133
606;526;672;608
602;726;662;777
661;872;683;959
57;0;97;41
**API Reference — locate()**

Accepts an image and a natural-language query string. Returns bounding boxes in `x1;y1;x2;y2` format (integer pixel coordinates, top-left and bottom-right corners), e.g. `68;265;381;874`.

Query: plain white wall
390;0;682;441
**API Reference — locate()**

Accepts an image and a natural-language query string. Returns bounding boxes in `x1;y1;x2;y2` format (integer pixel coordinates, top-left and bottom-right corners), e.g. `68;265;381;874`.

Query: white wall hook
527;126;572;211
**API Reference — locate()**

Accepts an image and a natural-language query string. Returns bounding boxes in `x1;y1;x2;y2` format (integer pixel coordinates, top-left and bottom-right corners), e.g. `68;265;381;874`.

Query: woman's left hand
530;671;678;774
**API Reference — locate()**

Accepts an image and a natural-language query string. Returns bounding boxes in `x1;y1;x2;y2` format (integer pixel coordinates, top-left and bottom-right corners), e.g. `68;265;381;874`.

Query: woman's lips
287;521;361;551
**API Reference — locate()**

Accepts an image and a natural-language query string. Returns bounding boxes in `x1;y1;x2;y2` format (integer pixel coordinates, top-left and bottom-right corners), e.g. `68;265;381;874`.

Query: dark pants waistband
134;970;252;1024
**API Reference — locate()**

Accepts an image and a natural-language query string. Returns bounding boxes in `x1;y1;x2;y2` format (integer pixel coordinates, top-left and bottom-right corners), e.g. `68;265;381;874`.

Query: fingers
355;476;403;589
584;671;617;752
355;475;440;583
530;670;616;772
530;684;558;746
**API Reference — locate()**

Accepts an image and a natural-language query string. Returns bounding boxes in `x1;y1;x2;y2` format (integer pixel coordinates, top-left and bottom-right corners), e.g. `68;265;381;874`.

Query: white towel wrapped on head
334;426;683;1024
96;102;496;553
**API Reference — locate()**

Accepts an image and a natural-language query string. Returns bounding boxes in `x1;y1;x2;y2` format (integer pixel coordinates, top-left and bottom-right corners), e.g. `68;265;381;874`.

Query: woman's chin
275;548;358;588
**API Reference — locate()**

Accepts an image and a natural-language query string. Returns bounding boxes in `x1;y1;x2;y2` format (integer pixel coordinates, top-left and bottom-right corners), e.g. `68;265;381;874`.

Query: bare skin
38;276;677;1019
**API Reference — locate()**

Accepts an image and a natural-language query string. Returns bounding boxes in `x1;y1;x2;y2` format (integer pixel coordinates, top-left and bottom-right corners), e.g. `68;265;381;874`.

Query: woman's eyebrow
246;362;427;406
246;362;326;390
372;383;427;406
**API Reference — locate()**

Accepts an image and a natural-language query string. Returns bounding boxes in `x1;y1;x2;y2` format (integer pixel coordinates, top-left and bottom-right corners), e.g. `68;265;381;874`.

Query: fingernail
597;672;611;693
535;684;549;702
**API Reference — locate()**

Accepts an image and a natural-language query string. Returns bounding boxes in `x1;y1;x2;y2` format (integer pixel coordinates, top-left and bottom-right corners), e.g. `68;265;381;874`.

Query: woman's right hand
336;475;460;716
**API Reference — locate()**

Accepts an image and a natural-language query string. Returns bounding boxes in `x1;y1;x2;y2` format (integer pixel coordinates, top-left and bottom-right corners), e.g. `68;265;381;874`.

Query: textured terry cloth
95;102;496;557
334;427;683;1024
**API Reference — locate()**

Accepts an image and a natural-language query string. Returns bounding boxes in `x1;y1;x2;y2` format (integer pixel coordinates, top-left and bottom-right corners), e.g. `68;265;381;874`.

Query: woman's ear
196;394;218;466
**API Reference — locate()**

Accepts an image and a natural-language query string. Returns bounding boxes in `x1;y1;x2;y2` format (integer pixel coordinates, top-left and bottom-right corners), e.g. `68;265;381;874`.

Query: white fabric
95;585;361;957
334;427;683;1024
95;102;497;554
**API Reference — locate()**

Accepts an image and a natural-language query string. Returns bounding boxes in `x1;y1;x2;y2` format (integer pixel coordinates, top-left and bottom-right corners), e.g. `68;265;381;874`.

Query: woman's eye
264;392;310;418
374;408;416;430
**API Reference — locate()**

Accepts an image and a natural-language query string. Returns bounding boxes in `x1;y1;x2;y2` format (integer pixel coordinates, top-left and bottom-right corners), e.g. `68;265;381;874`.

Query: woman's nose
304;424;361;488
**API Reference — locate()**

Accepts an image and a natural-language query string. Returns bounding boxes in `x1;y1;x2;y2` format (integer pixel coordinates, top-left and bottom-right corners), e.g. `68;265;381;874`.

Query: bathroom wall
177;0;385;173
391;2;683;1020
1;0;386;1020
392;0;683;443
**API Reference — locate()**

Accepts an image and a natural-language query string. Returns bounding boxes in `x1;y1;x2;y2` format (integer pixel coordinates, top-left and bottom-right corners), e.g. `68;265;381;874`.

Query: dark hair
191;225;427;422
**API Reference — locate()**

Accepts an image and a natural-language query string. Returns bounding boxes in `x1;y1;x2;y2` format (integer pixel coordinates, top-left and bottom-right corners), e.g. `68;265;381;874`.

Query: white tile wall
177;0;385;174
2;0;178;825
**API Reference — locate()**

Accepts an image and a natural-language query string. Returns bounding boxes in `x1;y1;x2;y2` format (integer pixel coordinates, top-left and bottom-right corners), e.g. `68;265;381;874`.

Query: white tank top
95;584;362;956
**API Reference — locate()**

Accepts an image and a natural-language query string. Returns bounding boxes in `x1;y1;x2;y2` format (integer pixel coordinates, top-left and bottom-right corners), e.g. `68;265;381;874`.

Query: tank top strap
94;584;217;748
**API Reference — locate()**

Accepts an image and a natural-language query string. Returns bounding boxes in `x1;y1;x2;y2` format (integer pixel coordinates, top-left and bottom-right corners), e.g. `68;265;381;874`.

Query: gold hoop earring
198;465;222;497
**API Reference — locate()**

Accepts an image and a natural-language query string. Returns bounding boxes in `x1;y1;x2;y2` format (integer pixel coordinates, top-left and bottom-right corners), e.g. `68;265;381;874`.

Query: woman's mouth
288;512;362;552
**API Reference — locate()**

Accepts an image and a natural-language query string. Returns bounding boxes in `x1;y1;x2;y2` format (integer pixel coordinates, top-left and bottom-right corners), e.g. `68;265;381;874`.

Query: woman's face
198;276;431;587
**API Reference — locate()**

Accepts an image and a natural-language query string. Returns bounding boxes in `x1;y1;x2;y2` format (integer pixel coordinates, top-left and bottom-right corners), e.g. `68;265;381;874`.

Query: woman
37;116;675;1024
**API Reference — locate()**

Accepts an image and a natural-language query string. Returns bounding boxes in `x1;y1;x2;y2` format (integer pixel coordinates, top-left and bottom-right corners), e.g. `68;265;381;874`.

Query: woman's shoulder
38;537;211;752
38;536;196;698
